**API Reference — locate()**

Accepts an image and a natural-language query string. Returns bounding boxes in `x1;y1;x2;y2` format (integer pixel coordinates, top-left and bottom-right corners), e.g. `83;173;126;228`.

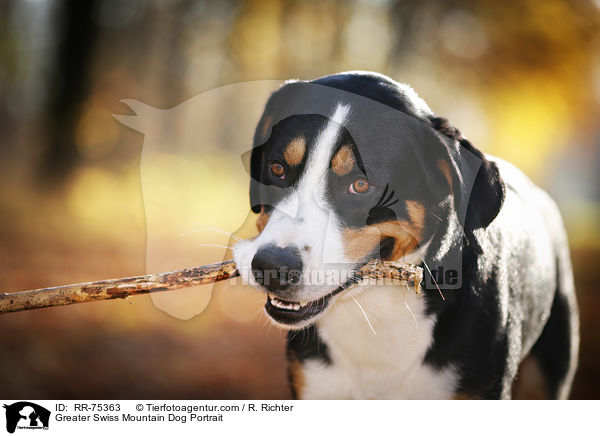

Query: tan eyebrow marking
331;145;355;176
283;137;306;167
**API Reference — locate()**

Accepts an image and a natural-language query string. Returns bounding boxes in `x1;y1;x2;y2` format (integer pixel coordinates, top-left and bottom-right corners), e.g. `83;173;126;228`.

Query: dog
233;71;579;399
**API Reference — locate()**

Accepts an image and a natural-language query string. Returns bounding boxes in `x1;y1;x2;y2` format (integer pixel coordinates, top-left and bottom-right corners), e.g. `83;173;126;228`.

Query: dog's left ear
429;117;505;255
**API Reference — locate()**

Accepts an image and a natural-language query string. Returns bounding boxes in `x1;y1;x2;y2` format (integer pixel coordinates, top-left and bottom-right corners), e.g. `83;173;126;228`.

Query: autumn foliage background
1;0;599;398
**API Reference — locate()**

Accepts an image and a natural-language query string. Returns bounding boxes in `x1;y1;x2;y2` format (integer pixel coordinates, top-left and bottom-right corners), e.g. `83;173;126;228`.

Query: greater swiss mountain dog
233;71;579;399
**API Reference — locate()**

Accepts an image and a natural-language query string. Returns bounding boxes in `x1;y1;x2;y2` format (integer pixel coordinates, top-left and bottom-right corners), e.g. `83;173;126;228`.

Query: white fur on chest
300;284;457;399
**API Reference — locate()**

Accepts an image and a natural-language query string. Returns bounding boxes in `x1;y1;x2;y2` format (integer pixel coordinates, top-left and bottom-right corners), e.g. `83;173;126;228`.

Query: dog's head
234;71;504;329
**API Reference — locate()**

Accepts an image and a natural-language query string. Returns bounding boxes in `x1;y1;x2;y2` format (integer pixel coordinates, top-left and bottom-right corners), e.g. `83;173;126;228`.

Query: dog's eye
349;179;370;194
270;162;285;179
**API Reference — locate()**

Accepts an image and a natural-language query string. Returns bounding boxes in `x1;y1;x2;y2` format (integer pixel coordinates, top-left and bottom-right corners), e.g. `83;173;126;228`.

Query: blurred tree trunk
41;0;99;183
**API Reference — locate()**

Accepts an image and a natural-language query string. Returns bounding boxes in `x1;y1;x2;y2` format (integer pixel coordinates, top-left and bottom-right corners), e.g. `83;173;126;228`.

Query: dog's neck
308;282;455;399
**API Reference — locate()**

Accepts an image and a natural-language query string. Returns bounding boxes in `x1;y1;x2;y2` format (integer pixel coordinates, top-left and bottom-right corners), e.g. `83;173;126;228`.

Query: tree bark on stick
0;260;422;315
0;260;239;315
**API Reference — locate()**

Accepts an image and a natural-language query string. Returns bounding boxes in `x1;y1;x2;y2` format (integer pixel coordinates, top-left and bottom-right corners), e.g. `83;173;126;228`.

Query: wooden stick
0;260;422;315
0;260;239;315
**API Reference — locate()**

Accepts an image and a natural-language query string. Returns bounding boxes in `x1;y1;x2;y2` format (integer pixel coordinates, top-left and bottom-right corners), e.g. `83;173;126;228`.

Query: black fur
287;325;332;365
251;71;578;399
286;325;331;399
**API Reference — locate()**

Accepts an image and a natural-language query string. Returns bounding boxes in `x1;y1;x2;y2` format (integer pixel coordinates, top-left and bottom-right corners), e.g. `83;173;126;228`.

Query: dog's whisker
352;296;377;336
197;243;235;251
179;229;243;243
402;282;418;345
422;258;444;301
256;307;269;325
190;223;243;241
260;314;271;332
417;243;444;301
430;212;444;222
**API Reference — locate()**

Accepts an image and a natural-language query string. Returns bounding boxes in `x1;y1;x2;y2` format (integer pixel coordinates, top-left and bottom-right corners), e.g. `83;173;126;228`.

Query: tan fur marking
406;200;425;232
406;200;425;234
284;137;306;167
287;352;305;399
256;208;270;233
331;145;355;176
260;115;272;141
343;219;424;263
512;355;550;400
437;159;453;189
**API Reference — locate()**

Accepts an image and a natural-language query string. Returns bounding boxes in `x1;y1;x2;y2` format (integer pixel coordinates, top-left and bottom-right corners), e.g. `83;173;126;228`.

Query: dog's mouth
264;275;359;326
265;294;332;326
261;246;390;327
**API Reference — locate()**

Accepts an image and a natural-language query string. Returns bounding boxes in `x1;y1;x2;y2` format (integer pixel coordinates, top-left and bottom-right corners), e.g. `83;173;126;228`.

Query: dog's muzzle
250;243;336;327
251;244;303;295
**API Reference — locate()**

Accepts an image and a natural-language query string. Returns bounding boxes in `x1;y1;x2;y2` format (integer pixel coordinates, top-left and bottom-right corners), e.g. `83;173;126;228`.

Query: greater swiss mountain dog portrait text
233;71;579;400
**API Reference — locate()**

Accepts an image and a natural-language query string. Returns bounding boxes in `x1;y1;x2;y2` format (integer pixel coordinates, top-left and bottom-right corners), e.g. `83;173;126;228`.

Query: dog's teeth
270;297;302;311
299;301;308;307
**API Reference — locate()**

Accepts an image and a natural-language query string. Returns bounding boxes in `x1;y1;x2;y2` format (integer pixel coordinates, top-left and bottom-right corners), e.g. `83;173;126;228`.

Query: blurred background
1;0;599;399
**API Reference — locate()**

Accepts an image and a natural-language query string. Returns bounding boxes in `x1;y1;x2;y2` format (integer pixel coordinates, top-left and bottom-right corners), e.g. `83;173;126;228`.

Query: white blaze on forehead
298;103;350;205
268;102;351;217
292;103;351;268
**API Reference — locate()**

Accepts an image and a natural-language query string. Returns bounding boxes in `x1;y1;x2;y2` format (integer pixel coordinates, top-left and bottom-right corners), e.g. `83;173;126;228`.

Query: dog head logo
3;402;50;433
113;81;285;320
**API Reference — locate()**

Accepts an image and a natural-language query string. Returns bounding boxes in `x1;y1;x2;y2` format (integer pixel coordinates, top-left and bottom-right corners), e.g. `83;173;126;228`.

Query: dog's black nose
251;244;303;292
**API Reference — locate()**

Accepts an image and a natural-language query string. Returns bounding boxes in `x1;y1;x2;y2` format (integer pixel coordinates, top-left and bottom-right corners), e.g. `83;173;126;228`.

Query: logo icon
3;402;50;434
